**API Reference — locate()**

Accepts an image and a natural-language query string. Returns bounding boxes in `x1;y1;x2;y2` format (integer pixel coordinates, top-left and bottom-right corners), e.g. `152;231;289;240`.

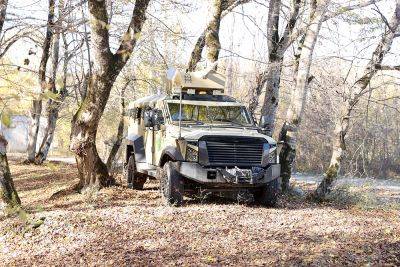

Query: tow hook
217;167;265;184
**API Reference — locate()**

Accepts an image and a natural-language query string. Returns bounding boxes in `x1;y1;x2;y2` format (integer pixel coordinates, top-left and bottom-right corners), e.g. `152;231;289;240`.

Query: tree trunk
0;0;8;35
0;134;20;208
257;59;283;134
106;83;127;169
249;0;302;129
187;0;250;71
35;4;69;164
35;105;58;164
187;32;206;72
315;0;400;198
70;0;150;190
27;100;43;162
204;0;226;66
279;0;325;191
315;112;348;198
26;0;55;163
70;71;118;189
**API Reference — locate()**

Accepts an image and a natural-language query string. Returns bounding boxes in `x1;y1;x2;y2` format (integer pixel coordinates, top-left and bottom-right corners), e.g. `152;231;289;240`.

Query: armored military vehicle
124;68;281;206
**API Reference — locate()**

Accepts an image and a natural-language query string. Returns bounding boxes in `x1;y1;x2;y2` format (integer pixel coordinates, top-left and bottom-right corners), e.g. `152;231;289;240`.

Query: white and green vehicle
124;69;281;206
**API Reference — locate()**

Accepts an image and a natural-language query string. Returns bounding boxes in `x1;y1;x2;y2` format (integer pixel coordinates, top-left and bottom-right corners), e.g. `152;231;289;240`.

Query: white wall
0;115;47;153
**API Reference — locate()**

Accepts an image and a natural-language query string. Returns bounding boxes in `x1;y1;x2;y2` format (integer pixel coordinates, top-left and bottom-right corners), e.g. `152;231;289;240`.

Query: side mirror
259;115;268;129
143;108;154;127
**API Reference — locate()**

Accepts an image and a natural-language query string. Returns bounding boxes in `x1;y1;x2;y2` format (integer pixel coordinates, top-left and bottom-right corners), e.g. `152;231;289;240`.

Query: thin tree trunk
26;0;55;163
0;0;7;35
187;33;206;72
258;60;283;133
204;0;226;67
35;1;68;164
0;134;20;208
187;0;250;71
27;101;43;162
279;0;325;191
106;83;127;169
315;0;400;198
0;0;20;209
250;0;301;131
69;0;150;191
253;0;374;132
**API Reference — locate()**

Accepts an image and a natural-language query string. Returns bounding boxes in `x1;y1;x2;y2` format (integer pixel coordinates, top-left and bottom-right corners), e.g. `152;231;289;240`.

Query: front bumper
176;162;280;186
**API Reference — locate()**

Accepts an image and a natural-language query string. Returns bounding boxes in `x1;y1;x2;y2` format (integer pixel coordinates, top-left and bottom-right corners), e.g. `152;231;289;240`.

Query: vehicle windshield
168;103;253;126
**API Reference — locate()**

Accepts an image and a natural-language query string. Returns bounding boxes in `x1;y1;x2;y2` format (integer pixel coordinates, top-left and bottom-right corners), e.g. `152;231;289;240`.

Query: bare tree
0;0;20;208
35;21;71;164
251;0;381;133
0;0;7;36
315;0;400;198
0;135;20;208
249;0;302;134
69;0;150;190
278;0;325;191
275;0;381;191
106;80;129;169
187;0;250;71
26;0;55;163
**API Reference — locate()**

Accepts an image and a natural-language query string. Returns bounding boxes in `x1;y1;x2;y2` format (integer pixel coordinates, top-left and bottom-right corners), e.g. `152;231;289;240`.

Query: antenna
178;86;183;139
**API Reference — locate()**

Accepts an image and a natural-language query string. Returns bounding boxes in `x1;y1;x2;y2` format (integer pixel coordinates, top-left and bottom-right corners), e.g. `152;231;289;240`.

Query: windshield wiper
212;119;247;127
180;120;204;125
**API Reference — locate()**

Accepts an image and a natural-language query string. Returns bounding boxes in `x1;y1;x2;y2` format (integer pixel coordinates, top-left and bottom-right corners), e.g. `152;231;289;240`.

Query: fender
125;134;146;163
158;146;184;166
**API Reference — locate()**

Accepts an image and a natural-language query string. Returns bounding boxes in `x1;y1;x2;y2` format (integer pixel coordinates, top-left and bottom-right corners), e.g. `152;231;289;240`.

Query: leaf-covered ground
1;159;399;266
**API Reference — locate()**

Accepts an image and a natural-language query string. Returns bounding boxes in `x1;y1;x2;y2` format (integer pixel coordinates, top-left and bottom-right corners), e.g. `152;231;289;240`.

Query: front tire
254;178;281;207
159;162;184;206
125;155;147;190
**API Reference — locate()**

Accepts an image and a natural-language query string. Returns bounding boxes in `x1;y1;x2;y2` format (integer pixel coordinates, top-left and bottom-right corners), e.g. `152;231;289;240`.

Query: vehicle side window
155;109;164;125
136;107;142;119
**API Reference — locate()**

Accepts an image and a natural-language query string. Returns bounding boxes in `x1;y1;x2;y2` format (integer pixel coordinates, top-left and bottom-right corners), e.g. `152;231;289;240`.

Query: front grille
203;136;264;167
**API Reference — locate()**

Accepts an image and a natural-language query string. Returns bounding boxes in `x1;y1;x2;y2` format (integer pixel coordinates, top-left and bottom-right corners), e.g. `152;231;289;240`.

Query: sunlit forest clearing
1;0;400;265
1;158;399;265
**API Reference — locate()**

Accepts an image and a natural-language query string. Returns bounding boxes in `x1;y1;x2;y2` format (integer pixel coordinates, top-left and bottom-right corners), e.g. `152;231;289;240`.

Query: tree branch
114;0;150;67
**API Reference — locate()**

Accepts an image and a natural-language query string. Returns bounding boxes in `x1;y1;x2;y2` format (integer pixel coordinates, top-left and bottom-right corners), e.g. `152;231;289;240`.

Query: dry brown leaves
0;160;399;266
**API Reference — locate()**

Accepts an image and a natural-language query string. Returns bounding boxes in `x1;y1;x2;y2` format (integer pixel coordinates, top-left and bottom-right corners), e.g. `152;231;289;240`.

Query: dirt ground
1;159;399;266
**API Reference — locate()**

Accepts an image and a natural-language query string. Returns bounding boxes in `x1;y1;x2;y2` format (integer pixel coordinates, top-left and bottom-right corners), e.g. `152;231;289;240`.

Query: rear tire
125;155;147;190
254;178;281;207
159;162;184;206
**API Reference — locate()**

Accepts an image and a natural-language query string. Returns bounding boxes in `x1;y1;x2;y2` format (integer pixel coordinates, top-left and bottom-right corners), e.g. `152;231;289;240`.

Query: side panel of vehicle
158;146;184;166
125;134;146;164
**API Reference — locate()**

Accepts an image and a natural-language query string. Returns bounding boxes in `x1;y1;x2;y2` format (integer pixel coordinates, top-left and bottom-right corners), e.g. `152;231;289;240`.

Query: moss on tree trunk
0;137;20;208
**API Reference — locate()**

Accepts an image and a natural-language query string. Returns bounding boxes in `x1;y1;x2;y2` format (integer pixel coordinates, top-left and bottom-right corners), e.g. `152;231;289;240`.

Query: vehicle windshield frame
166;101;255;127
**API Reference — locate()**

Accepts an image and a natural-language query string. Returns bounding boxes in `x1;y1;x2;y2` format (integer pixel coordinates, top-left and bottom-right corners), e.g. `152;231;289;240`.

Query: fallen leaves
0;160;399;265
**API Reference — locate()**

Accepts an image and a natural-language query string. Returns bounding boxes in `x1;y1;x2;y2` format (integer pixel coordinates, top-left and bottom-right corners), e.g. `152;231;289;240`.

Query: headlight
268;148;277;164
263;143;278;164
186;141;198;162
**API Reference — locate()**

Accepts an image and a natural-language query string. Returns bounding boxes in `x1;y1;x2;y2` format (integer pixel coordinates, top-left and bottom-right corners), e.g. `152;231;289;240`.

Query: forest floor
1;159;399;266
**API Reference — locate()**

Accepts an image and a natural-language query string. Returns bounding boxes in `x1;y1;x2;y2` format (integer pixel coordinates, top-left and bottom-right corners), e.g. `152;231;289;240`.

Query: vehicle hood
167;125;277;144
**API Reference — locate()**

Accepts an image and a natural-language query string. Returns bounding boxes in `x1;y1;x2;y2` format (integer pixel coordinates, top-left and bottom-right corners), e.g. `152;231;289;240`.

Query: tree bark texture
69;0;150;190
106;83;127;169
249;0;301;135
187;0;250;71
204;0;225;67
279;0;325;191
251;0;374;131
26;0;55;163
35;2;68;164
0;134;20;208
0;0;7;36
315;0;400;198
